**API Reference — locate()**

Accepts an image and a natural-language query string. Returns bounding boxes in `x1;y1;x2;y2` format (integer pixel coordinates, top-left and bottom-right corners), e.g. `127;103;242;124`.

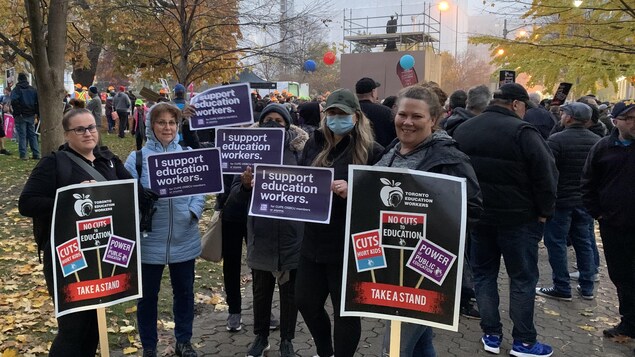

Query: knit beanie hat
259;103;291;129
89;86;98;94
174;83;186;93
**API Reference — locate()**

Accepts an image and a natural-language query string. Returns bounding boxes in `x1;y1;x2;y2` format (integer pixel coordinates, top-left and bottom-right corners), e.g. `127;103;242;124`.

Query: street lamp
438;1;458;57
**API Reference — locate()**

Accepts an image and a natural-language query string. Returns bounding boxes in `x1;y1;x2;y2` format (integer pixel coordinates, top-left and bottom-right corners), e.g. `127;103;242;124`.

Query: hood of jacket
249;122;309;153
16;79;31;89
378;130;464;170
443;107;475;132
144;103;182;152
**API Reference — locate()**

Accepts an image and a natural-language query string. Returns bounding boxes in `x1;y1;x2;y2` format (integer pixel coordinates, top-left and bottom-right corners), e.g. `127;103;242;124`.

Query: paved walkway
111;240;634;356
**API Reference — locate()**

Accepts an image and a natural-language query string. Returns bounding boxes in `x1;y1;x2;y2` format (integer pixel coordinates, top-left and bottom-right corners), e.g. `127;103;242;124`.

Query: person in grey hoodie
113;85;131;138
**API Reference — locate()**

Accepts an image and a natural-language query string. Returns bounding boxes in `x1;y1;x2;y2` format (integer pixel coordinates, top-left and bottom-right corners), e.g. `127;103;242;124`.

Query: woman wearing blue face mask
296;89;384;357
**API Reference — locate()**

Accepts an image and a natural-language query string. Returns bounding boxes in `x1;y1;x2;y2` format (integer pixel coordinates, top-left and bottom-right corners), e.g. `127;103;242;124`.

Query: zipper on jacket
163;145;174;265
165;197;174;264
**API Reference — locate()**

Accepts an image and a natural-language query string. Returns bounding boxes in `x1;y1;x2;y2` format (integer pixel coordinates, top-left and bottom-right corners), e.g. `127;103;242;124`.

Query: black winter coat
244;125;308;271
442;107;475;137
546;125;601;208
453;105;558;225
299;129;384;264
581;129;635;229
359;100;397;147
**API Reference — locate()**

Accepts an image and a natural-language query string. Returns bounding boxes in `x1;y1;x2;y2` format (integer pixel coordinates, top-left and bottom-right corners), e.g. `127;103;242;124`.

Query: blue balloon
399;54;415;70
304;60;317;72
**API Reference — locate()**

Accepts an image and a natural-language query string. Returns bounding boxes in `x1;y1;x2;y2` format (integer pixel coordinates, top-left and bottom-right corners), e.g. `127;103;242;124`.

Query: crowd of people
10;70;635;357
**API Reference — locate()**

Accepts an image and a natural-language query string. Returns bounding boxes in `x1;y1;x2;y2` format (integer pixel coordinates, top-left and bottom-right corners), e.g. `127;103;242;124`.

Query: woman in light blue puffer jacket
124;102;204;357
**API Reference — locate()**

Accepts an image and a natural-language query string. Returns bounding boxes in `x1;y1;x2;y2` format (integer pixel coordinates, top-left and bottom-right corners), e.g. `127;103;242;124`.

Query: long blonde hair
312;109;375;167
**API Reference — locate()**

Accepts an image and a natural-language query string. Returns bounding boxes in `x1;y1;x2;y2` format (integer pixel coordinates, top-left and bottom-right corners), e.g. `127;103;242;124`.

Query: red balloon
323;51;336;65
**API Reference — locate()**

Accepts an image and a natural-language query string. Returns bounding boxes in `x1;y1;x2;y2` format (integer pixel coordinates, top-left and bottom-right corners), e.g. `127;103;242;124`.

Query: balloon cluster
399;54;415;70
303;51;337;72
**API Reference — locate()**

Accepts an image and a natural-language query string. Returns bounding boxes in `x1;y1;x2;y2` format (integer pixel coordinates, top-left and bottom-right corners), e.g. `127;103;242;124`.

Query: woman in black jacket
230;104;309;357
19;109;133;356
296;89;383;357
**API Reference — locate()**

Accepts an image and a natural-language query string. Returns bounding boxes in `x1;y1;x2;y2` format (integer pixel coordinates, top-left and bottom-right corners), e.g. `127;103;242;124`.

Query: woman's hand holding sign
182;104;196;119
332;179;348;199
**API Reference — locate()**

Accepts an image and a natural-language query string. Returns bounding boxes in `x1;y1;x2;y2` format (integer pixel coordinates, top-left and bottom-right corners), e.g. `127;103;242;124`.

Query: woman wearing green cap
133;99;147;150
296;88;383;357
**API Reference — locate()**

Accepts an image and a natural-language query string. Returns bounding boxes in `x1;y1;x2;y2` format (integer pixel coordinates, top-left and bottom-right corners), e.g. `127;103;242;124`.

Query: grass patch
0;132;226;355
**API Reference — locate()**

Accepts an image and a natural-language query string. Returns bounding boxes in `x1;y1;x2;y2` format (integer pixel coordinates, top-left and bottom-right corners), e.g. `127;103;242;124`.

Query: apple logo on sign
73;193;93;217
379;178;403;207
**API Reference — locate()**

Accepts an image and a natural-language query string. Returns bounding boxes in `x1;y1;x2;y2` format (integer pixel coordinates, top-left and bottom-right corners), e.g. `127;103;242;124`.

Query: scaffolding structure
343;5;440;54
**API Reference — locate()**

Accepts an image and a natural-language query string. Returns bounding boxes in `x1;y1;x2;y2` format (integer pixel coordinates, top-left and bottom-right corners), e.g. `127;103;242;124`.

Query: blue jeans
382;322;436;357
137;260;195;349
544;207;595;294
589;224;600;273
471;221;543;344
14;115;40;159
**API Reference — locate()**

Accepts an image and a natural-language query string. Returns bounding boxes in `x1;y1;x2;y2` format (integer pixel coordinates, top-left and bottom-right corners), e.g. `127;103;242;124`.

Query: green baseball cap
324;88;360;114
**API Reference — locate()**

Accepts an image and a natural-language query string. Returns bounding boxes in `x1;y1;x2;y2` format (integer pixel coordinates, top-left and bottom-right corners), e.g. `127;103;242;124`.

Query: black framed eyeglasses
66;125;98;135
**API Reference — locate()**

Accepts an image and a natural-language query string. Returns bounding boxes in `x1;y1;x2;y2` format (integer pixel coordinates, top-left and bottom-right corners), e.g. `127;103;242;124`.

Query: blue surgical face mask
326;114;355;135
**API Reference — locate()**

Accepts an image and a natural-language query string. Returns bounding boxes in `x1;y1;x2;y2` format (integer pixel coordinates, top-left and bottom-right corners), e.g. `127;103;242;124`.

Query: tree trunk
25;0;68;155
72;26;104;87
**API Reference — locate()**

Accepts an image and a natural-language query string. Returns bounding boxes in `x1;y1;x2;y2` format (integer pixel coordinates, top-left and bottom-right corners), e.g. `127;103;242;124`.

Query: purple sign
249;164;334;224
406;238;457;286
102;235;136;268
146;148;224;198
189;83;254;129
215;127;285;174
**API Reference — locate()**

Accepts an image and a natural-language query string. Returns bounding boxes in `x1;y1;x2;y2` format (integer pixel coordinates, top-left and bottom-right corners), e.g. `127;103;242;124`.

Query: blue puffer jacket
124;104;205;264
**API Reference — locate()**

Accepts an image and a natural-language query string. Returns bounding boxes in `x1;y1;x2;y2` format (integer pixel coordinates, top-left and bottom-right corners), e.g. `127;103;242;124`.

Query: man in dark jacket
536;102;600;302
355;77;396;147
113;86;131;138
10;73;40;159
444;85;491;136
524;93;558;140
453;83;557;357
581;100;635;339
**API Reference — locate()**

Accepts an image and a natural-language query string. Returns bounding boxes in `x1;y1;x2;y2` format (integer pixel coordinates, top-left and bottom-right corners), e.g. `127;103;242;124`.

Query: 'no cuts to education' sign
341;166;467;331
51;179;141;317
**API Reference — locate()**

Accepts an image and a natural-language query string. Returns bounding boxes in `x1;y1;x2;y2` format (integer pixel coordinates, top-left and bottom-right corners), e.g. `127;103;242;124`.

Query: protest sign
550;82;573;106
5;67;15;88
341;166;466;331
3;113;14;139
51;179;141;317
146;148;223;198
499;70;516;87
249;164;334;224
351;229;387;272
189;83;253;130
215;127;284;174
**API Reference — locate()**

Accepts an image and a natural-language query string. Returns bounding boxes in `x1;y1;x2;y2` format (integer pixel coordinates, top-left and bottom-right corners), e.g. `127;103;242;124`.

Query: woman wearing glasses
19;108;133;356
124;102;204;357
